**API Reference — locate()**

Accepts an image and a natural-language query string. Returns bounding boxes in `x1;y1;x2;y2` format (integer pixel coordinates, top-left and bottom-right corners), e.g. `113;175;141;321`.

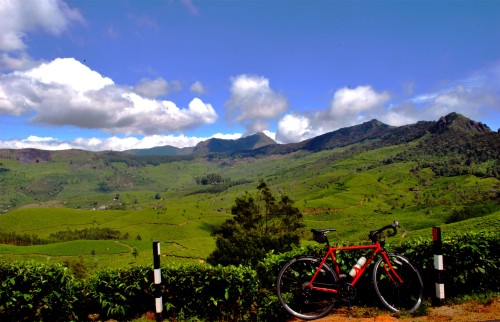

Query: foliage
162;264;259;321
188;178;252;195
0;227;124;246
0;231;50;246
49;227;123;242
85;266;154;320
0;261;81;321
0;230;498;321
394;230;500;297
446;202;497;224
207;181;304;266
194;172;226;185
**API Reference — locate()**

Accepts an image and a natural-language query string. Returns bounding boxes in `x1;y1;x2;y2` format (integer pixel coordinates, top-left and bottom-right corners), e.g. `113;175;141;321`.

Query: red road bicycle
276;221;423;320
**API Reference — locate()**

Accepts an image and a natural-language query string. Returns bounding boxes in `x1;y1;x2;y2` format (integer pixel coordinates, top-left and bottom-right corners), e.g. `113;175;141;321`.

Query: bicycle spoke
277;257;338;320
373;254;423;313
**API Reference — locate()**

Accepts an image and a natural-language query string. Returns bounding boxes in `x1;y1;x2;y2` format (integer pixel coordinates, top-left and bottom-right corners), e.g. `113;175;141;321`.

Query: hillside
124;145;194;156
0;112;498;269
192;132;276;154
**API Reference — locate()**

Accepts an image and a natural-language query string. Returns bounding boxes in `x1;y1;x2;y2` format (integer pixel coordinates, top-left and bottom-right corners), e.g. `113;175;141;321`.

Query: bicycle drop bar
368;220;399;242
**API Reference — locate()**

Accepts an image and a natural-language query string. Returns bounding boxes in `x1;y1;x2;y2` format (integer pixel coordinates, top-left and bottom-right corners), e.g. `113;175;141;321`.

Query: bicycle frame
307;241;403;294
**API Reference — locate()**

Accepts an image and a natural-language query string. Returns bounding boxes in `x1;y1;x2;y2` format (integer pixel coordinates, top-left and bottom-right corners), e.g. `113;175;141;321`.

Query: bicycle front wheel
373;253;423;313
276;257;338;320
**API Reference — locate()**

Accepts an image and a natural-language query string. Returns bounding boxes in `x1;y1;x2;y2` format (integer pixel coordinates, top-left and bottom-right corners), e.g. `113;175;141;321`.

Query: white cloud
226;74;289;133
329;85;391;118
1;52;38;72
276;113;313;143
21;57;114;92
0;0;83;71
0;132;245;151
276;85;391;143
190;81;206;94
134;77;181;98
0;57;218;135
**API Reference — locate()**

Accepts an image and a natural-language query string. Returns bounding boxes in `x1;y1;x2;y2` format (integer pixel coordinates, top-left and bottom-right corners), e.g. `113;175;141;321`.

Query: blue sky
0;0;499;151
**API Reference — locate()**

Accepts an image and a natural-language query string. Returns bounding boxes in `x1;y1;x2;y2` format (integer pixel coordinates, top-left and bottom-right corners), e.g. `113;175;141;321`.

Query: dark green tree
207;181;304;266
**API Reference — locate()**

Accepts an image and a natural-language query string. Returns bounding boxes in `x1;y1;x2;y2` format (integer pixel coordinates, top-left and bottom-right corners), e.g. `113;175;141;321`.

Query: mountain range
123;112;495;157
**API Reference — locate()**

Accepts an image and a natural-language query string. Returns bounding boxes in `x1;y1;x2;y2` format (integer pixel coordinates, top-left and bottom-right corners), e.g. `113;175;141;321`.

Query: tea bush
0;261;81;321
162;265;259;321
85;266;154;320
0;230;498;321
393;230;499;297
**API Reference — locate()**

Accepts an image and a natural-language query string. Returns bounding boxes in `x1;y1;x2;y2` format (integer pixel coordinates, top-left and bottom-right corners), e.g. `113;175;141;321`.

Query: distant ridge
234;119;398;156
1;113;496;159
125;145;194;156
192;132;276;154
112;113;498;157
300;119;393;151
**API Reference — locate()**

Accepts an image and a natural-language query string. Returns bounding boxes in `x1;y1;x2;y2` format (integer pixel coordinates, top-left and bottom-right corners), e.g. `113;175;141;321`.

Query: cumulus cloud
0;0;83;51
0;132;245;151
277;114;312;144
134;77;181;98
23;57;114;91
1;51;39;72
190;81;206;94
329;86;390;118
276;85;390;143
0;0;83;71
226;74;289;134
0;57;218;135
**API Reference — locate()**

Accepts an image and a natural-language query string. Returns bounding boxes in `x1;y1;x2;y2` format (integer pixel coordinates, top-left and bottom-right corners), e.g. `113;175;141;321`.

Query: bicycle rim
276;257;338;320
373;254;424;313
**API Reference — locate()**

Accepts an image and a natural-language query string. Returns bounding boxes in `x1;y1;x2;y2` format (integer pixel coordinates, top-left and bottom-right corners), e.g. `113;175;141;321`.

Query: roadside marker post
153;241;163;322
432;227;445;306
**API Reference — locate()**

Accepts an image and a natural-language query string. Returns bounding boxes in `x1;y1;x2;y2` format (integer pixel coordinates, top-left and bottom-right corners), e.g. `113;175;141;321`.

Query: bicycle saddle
311;228;336;234
311;229;336;244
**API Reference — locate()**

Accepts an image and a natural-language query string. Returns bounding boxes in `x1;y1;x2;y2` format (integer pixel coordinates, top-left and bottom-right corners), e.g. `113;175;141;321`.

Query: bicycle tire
276;257;338;320
373;253;424;313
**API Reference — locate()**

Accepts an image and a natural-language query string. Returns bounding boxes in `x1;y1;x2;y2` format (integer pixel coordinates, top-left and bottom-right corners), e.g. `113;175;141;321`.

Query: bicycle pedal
339;274;347;279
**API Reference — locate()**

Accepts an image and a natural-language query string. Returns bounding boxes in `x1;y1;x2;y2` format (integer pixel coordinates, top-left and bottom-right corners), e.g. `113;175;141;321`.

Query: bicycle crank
339;282;357;302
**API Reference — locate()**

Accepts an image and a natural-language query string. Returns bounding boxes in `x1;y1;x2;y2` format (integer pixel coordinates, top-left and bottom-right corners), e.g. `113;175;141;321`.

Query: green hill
0;112;498;270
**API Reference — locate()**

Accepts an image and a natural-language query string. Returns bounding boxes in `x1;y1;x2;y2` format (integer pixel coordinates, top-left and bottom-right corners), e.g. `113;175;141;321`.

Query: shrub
85;266;154;320
0;230;497;321
0;261;81;321
394;230;500;297
162;264;259;321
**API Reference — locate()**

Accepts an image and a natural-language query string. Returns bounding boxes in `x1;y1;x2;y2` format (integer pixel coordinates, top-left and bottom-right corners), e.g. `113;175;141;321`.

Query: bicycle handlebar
368;220;400;242
310;221;401;245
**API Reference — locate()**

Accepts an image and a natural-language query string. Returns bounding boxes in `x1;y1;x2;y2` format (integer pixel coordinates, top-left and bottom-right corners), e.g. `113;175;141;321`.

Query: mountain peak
431;113;492;134
193;132;276;154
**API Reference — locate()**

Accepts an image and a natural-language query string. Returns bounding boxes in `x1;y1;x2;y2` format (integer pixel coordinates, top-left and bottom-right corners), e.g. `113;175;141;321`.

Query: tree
207;181;304;266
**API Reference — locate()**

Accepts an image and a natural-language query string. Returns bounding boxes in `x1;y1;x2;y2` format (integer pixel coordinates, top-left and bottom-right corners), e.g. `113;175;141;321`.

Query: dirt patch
288;298;500;321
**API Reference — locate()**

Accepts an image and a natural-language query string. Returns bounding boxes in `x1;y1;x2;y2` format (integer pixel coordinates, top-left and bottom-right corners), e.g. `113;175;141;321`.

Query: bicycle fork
379;252;404;286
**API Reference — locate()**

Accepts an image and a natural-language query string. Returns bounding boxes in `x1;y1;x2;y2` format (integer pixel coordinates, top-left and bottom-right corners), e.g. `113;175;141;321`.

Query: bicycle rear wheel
373;253;423;313
276;257;338;320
